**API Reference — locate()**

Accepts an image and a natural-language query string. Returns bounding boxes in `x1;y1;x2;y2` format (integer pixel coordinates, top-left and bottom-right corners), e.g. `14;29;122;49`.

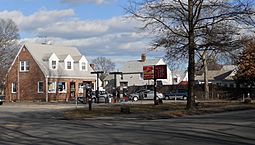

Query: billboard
154;65;167;79
143;66;154;80
143;65;167;80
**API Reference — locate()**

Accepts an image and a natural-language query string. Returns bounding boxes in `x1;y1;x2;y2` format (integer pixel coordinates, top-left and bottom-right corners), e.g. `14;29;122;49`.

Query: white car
129;90;164;101
141;90;164;100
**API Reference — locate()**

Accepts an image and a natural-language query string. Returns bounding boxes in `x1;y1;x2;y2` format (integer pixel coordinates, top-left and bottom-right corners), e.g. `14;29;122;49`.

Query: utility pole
91;71;104;103
153;73;158;105
109;71;122;103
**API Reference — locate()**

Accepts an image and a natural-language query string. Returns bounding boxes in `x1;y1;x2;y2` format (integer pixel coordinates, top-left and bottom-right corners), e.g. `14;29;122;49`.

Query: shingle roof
120;58;161;73
23;42;96;80
195;65;237;81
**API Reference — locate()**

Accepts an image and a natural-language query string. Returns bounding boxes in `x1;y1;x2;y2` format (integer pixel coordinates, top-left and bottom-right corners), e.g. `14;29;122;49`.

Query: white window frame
38;81;43;93
51;60;57;70
66;61;73;70
11;83;17;93
48;82;56;93
20;61;29;72
58;82;67;93
80;62;87;71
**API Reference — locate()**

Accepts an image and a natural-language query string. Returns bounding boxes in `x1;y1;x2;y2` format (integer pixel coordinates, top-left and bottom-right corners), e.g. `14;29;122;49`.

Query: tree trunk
202;51;209;100
186;0;196;110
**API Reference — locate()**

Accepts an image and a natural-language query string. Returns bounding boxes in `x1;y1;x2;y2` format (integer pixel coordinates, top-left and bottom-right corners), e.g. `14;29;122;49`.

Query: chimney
90;64;96;70
141;53;146;62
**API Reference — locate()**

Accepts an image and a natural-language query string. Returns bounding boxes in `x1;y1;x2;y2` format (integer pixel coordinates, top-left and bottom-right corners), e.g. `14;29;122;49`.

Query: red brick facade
5;46;95;102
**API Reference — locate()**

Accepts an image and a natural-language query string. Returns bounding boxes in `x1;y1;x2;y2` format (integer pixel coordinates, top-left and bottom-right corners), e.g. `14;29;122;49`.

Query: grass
64;101;255;120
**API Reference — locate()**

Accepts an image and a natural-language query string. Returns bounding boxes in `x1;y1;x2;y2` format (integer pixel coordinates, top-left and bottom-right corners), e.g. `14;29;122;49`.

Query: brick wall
5;46;46;102
47;78;95;102
6;46;96;102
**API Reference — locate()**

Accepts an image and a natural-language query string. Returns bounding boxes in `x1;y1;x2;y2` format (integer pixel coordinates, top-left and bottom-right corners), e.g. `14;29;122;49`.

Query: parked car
164;89;188;100
129;90;164;101
93;91;110;103
128;89;146;101
77;91;110;104
0;95;5;105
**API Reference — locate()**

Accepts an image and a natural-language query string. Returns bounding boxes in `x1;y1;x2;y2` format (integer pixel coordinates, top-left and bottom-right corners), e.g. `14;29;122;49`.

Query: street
0;103;255;145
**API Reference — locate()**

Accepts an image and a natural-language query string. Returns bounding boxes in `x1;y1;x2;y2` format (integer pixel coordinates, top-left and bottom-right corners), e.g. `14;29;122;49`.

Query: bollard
88;99;92;111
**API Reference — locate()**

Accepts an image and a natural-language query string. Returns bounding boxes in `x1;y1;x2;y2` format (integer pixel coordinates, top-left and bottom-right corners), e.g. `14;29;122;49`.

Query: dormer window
64;55;74;70
49;53;59;70
51;60;57;69
67;61;72;70
79;56;88;71
81;62;86;71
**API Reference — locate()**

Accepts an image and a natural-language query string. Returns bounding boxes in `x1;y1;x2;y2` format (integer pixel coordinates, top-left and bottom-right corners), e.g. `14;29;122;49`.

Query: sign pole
154;72;158;105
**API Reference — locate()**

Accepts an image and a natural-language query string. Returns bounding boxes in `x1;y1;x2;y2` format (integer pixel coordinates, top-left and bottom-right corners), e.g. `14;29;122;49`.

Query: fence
126;84;255;100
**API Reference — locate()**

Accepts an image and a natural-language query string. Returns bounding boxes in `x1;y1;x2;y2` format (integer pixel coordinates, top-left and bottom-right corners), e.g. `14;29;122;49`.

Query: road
0;103;255;145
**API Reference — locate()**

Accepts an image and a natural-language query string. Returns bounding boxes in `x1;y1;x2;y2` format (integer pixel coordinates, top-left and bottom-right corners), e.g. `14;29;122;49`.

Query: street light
91;71;104;103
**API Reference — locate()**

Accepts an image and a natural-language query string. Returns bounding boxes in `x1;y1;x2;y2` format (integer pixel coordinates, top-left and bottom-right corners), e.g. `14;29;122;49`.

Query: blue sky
0;0;164;68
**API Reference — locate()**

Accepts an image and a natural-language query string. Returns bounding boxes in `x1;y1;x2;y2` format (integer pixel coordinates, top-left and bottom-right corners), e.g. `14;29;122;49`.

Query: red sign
154;65;167;79
143;66;154;80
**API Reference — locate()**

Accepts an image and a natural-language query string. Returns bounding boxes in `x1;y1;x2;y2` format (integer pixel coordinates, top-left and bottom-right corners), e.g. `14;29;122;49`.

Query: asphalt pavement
0;102;255;145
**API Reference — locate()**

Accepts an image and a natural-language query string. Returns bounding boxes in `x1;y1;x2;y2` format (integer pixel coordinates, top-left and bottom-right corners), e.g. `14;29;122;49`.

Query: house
172;70;188;85
195;65;237;87
104;54;173;91
5;42;97;102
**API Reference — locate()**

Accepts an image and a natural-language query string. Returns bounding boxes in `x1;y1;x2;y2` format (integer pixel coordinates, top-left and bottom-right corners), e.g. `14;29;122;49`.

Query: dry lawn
64;102;255;120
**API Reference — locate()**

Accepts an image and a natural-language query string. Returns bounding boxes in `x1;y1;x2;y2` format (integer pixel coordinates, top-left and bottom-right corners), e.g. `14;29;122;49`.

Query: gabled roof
20;42;96;79
120;58;162;73
195;65;237;81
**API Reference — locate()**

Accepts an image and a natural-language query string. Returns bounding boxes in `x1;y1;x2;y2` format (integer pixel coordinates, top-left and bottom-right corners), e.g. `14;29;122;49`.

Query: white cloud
1;9;164;68
60;0;114;5
0;9;75;32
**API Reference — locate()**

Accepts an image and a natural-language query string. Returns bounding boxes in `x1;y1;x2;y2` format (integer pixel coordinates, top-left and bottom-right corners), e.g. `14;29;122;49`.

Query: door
70;82;76;99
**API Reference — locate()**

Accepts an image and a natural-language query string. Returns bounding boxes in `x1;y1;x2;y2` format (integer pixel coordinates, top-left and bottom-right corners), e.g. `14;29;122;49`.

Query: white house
107;54;173;87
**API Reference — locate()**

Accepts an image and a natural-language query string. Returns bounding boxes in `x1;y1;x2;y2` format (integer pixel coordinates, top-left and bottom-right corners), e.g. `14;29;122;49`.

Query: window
78;83;84;93
58;82;67;93
38;82;43;93
51;60;57;69
48;82;56;93
81;62;86;71
20;61;29;72
12;83;17;93
67;61;72;70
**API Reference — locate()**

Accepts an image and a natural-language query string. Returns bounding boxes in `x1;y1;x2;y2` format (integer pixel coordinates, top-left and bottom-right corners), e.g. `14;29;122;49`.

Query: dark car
0;95;5;105
164;89;188;100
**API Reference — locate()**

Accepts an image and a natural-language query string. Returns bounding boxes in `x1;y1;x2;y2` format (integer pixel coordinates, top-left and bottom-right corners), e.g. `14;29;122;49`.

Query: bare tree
127;0;255;110
195;22;243;100
91;57;115;83
0;19;20;93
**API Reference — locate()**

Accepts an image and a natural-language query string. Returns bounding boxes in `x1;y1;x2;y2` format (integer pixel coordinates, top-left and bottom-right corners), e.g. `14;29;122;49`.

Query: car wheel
133;96;138;101
165;96;170;100
0;102;3;105
183;96;187;100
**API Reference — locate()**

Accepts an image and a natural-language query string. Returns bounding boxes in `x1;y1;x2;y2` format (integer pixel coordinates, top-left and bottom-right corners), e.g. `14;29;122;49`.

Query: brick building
5;42;97;102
